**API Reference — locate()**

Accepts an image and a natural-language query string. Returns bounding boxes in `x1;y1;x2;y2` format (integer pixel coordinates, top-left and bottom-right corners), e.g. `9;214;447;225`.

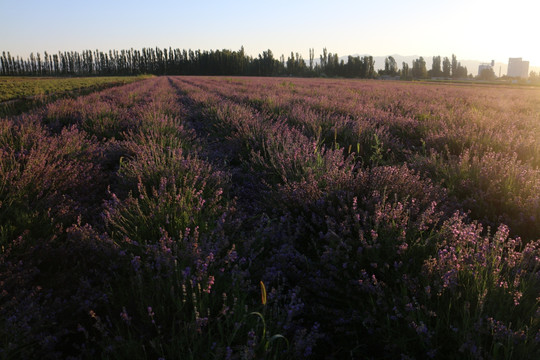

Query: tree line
0;46;469;79
380;55;468;80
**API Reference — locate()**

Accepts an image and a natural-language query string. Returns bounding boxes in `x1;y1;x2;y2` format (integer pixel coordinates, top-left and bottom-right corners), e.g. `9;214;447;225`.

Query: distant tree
456;63;469;79
330;52;340;76
455;64;468;79
478;67;496;81
444;53;468;79
51;52;58;75
401;62;411;80
320;48;328;70
412;57;427;79
255;49;281;76
29;53;36;75
452;54;458;78
442;57;451;77
8;52;14;75
384;56;398;76
431;56;442;77
286;52;307;76
364;56;375;78
44;51;50;75
36;53;42;75
0;52;6;76
345;55;359;77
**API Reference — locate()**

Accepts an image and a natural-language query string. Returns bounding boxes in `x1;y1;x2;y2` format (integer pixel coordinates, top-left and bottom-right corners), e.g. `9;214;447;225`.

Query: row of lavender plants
1;75;539;359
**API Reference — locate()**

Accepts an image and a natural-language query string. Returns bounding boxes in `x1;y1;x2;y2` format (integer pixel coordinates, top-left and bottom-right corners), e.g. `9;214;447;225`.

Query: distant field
0;75;151;102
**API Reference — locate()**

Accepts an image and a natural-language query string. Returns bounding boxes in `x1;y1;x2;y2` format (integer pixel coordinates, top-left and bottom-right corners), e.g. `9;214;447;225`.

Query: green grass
0;75;152;117
0;75;151;102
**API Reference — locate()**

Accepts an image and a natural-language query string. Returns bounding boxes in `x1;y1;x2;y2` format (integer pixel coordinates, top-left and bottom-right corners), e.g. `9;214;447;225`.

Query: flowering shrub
423;213;540;359
0;116;104;245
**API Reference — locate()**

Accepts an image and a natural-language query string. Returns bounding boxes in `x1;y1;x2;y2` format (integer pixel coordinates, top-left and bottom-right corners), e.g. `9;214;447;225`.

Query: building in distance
507;58;529;78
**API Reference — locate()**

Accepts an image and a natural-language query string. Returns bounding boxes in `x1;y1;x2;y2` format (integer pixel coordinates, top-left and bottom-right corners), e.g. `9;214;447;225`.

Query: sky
1;0;539;69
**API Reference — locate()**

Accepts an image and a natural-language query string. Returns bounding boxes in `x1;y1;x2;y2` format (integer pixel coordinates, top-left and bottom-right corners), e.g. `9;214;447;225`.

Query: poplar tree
442;57;451;78
412;57;427;79
384;56;398;76
431;56;442;77
451;54;458;78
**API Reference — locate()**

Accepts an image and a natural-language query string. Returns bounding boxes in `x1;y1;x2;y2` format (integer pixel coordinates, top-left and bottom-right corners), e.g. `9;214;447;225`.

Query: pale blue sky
1;0;538;66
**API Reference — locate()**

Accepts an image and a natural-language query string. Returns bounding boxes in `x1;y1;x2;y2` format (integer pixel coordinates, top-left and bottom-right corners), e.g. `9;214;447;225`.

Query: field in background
0;75;151;116
0;76;153;101
1;76;539;359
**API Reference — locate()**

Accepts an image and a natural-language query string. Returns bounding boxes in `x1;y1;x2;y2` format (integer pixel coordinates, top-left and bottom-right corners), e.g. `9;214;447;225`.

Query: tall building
520;61;530;78
508;58;530;78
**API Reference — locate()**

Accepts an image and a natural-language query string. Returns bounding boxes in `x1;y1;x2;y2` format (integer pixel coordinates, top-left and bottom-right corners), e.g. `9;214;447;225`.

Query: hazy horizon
1;0;539;69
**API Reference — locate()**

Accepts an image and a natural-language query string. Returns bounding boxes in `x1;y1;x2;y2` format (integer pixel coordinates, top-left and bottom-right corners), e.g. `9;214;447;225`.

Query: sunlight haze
1;0;538;70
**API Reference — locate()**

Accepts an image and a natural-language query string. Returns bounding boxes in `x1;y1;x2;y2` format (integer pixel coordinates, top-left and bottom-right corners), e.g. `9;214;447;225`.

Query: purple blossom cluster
1;76;539;359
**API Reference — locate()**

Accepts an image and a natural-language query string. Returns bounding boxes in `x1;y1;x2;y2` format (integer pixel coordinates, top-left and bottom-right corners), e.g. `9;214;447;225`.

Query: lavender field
1;76;539;359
